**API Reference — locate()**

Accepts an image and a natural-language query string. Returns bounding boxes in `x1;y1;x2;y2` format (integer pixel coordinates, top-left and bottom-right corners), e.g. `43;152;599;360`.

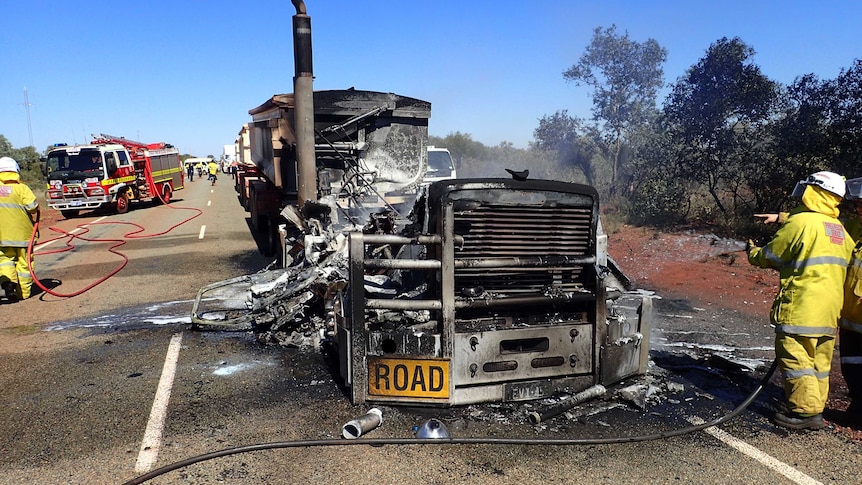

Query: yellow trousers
776;333;835;416
0;246;34;299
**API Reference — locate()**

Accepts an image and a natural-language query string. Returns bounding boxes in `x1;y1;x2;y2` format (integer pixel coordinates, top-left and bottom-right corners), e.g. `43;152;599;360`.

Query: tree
0;134;44;188
430;131;486;169
533;110;597;186
563;25;667;196
827;59;862;176
662;37;779;219
0;135;13;157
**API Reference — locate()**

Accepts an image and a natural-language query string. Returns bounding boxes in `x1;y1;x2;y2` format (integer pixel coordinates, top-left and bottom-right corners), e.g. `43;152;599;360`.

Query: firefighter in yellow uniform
838;177;862;426
748;171;854;430
0;157;40;301
207;159;218;185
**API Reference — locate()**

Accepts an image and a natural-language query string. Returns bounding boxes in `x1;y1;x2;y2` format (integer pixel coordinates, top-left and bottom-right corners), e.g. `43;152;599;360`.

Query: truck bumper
48;196;110;211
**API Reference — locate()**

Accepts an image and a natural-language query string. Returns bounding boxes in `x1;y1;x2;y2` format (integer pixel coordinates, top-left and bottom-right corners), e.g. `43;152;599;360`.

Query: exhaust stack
292;0;316;208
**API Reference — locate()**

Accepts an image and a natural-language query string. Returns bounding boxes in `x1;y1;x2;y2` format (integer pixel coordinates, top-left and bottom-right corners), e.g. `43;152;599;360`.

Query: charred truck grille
430;181;599;331
454;204;593;295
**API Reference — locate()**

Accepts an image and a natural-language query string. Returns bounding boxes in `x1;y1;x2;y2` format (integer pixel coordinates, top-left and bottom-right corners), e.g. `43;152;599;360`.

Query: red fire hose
26;188;202;298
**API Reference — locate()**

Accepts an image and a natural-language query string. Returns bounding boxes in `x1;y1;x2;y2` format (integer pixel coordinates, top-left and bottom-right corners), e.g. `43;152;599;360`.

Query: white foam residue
659;342;773;352
144;316;193;325
213;363;251;376
212;359;275;376
44;322;115;331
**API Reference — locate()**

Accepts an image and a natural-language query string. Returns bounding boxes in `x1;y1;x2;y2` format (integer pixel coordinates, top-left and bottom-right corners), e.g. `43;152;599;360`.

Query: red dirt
608;225;774;317
608;223;861;440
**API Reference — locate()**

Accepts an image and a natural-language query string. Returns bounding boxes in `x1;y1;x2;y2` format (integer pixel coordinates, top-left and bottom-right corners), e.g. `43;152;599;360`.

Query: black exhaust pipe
292;0;316;208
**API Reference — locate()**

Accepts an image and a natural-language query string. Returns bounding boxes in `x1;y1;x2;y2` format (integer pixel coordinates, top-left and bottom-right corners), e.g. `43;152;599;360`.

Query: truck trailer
192;0;651;407
43;134;184;218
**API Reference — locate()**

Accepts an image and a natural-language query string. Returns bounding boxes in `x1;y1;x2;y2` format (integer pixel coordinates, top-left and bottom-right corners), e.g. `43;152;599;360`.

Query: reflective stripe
0;240;32;247
763;245;849;270
761;246;785;266
0;261;14;268
840;356;862;364
101;175;136;186
0;202;30;210
785;368;815;379
17;271;31;279
785;255;850;270
784;368;830;380
840;318;862;334
775;325;837;335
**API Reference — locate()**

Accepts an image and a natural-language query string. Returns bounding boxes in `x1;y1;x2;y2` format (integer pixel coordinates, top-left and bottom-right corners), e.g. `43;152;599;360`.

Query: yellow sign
368;357;450;399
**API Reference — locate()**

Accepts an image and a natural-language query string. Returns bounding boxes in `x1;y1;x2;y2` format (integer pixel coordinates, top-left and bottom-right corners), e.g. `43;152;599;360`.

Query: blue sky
2;1;860;157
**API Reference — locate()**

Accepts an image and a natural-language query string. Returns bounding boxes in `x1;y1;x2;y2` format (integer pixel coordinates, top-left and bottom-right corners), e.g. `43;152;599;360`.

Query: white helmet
0;156;19;173
791;171;846;198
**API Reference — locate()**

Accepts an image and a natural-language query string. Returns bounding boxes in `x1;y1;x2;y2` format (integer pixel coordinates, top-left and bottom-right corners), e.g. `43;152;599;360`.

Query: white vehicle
222;144;236;173
424;146;456;184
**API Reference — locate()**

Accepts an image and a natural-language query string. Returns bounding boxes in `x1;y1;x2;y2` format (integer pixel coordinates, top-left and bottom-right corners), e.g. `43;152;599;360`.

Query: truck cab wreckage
192;0;653;407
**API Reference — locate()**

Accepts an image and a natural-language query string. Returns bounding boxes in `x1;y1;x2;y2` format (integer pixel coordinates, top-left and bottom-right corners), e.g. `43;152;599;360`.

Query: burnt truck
192;0;652;407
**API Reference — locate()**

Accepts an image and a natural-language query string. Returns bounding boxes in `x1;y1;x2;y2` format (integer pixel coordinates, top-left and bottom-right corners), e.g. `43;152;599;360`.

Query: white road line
135;332;183;473
198;225;206;239
34;215;109;251
687;416;823;485
207;200;211;206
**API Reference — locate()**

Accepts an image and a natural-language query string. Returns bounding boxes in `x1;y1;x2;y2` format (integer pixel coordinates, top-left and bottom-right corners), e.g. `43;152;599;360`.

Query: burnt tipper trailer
339;178;652;406
242;89;431;255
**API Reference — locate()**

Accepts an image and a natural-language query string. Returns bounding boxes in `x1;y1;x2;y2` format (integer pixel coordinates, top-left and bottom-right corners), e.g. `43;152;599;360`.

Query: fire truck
43;134;185;218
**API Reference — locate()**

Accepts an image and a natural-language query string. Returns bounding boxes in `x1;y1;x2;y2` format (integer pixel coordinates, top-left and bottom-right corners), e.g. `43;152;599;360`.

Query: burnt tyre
261;217;281;261
60;209;79;219
116;192;130;214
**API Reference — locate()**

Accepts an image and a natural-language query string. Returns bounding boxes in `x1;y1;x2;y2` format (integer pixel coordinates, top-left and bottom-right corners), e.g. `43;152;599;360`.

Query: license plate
368;357;450;399
504;380;550;401
70;200;82;206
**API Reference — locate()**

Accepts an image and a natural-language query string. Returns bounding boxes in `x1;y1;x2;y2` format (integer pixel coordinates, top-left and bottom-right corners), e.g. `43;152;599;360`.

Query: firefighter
748;171;854;430
839;178;862;427
0;156;40;301
207;159;219;185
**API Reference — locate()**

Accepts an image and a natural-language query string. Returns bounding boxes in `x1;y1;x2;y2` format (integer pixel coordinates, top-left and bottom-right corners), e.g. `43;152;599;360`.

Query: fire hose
26;188;202;298
122;359;778;485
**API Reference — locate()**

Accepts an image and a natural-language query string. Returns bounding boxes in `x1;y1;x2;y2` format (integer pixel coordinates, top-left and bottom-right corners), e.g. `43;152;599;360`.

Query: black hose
122;359;778;484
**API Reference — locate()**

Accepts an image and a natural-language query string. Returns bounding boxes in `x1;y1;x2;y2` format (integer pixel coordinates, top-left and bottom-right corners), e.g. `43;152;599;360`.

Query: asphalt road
1;177;861;484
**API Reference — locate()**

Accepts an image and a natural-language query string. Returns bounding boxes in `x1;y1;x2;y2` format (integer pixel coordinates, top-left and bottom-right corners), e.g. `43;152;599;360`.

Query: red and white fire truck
43;134;185;218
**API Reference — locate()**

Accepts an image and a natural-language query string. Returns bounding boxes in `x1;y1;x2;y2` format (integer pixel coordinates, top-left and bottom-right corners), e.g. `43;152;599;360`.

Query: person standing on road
0;157;40;301
186;161;194;182
207;159;219;186
748;171;854;430
837;177;862;427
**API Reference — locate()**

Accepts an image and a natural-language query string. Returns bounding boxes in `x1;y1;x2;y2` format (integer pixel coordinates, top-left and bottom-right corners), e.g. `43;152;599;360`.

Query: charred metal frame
345;179;652;406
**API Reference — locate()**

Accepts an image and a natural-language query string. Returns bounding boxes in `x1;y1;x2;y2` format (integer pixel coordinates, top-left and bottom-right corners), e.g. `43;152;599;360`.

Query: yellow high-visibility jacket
841;244;862;334
0;173;38;247
749;188;854;336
